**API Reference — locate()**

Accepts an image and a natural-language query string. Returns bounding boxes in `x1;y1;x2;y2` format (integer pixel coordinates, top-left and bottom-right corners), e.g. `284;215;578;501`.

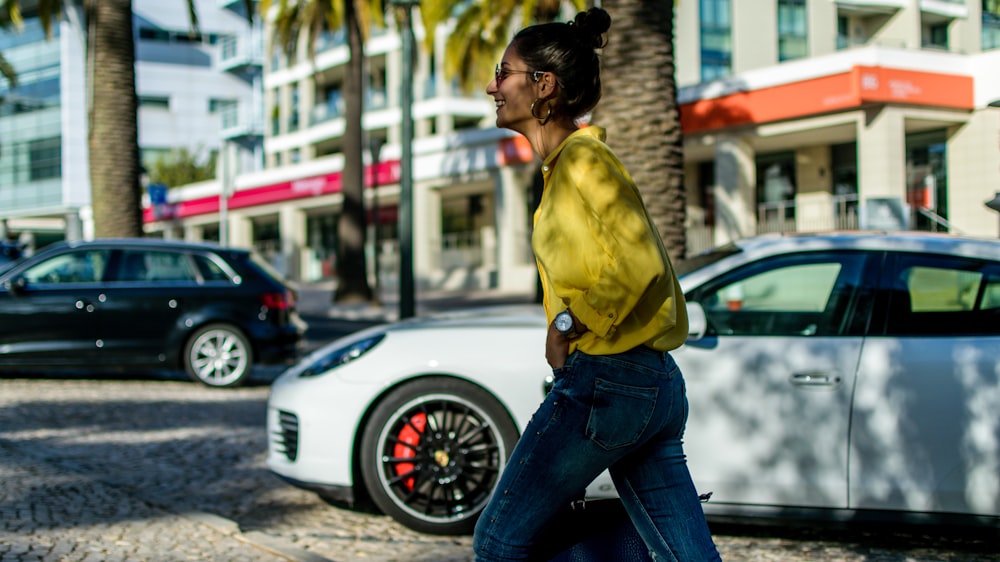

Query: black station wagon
0;238;306;387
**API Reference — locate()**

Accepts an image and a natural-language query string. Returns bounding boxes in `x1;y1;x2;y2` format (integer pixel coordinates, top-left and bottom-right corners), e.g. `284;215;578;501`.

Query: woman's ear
537;71;559;97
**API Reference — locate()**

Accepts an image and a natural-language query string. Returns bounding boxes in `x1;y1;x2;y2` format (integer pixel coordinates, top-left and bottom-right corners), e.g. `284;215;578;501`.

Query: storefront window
756;152;797;232
831;143;859;230
906;130;948;232
307;213;338;281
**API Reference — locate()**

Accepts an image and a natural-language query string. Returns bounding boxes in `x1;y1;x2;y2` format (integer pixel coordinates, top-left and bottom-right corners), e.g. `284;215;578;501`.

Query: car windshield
674;243;741;278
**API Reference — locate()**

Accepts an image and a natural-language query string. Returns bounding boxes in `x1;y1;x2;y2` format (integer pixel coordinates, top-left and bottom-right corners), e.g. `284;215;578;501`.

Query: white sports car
267;232;1000;535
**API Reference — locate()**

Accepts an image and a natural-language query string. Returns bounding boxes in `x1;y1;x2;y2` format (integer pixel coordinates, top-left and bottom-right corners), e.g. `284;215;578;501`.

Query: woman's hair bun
571;7;611;49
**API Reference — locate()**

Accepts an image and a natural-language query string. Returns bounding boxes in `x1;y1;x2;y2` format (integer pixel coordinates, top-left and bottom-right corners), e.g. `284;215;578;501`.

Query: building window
697;160;716;227
923;22;949;50
137;27;219;46
139;95;170;110
0;16;58;51
29;137;61;181
756;151;797;231
906;130;948;231
837;16;849;50
984;1;1000;50
700;0;732;81
778;0;808;61
314;86;343;124
289;87;300;132
209;98;237;113
831;143;859;230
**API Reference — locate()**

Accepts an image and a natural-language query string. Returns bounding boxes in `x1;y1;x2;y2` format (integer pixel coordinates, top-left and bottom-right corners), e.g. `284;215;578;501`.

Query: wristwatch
554;310;577;338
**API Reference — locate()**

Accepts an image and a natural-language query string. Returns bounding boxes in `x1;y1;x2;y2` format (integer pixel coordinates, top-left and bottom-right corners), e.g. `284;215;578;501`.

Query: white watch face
555;312;574;333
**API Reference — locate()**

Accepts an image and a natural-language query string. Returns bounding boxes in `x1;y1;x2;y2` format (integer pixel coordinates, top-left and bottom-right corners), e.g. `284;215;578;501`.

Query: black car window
113;250;198;282
689;251;869;337
22;250;110;285
145;250;198;282
116;251;150;281
192;254;235;283
884;253;1000;336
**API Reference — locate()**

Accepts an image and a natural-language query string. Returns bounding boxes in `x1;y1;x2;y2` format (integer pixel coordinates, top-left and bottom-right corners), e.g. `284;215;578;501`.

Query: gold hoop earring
531;98;552;125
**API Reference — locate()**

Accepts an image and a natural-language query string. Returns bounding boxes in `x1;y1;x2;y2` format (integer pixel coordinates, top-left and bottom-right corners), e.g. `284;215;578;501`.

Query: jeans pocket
586;378;657;450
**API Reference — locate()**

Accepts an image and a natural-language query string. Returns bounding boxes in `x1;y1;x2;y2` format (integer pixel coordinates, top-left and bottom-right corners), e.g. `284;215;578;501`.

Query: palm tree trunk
596;0;686;261
87;0;143;238
334;0;373;303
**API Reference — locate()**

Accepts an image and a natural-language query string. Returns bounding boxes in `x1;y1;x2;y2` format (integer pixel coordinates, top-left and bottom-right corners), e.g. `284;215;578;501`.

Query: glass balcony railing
220;103;264;139
217;30;263;72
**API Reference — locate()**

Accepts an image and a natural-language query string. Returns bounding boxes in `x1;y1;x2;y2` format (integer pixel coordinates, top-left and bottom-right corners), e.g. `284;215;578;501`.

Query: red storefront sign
144;160;401;223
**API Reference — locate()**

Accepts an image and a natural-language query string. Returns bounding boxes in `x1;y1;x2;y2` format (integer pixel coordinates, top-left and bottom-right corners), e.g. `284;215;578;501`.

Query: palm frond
36;0;61;36
1;0;23;28
0;51;16;88
186;0;200;37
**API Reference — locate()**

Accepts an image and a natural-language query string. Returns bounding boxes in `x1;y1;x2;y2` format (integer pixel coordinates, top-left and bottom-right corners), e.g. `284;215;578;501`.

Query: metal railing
756;194;859;234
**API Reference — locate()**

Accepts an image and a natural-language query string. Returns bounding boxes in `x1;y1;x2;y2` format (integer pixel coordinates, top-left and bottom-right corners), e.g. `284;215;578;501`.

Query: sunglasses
495;64;544;85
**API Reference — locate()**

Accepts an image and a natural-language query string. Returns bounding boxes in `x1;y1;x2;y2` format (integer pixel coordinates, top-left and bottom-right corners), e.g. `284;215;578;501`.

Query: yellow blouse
532;126;688;355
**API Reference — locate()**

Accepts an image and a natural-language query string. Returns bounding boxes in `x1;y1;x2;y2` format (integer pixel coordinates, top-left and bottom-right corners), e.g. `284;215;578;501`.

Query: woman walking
473;7;721;561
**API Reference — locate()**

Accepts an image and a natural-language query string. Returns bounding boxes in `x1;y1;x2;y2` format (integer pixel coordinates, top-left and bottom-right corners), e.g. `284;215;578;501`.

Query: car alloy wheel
183;323;253;388
360;377;519;535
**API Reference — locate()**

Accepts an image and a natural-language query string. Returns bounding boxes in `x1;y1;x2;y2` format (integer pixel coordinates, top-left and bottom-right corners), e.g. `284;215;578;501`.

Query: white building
145;0;1000;296
0;0;261;248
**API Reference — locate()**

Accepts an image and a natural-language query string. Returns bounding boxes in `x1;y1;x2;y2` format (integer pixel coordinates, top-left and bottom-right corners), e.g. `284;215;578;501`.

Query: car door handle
789;372;841;386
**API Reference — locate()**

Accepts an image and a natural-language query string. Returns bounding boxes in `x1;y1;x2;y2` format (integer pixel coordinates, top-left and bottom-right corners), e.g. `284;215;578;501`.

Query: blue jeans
473;347;721;561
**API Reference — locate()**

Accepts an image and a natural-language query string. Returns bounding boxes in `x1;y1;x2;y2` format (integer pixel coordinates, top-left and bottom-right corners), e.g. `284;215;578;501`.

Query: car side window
22;250;110;285
145;251;198;282
192;254;235;283
691;251;868;337
116;250;150;281
114;250;197;283
884;254;1000;336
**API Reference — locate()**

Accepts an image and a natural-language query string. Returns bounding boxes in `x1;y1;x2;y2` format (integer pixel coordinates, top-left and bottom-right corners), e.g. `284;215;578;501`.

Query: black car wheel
360;377;520;535
183;323;253;388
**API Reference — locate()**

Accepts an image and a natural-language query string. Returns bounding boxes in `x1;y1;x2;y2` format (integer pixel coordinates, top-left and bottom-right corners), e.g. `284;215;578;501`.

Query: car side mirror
686;301;707;341
4;275;27;294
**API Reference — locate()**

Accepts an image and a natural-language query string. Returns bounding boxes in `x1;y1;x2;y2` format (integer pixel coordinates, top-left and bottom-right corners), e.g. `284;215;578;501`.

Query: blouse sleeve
534;140;667;339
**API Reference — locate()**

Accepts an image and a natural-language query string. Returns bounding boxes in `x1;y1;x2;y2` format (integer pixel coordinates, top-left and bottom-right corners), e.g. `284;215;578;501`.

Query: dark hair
511;8;611;120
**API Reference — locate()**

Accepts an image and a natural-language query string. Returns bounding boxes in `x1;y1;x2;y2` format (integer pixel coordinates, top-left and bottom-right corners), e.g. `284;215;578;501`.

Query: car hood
277;305;547;381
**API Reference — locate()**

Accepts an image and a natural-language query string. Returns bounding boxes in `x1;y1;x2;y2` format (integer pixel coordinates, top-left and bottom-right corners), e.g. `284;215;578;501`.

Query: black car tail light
260;291;293;310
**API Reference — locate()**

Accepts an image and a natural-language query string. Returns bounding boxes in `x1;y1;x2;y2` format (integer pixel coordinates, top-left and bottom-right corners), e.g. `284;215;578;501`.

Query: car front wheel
360;377;520;535
183;323;253;388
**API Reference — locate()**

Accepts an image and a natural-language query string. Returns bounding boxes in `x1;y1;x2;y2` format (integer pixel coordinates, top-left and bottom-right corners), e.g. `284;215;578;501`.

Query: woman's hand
546;310;587;368
545;321;571;368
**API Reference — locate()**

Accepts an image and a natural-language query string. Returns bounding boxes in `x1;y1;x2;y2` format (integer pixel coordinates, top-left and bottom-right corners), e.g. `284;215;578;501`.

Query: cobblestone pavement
1;377;997;562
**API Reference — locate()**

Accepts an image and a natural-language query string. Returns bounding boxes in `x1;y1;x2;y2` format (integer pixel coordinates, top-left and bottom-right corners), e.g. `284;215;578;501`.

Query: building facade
0;0;261;250
677;0;1000;249
87;2;1000;294
150;0;1000;296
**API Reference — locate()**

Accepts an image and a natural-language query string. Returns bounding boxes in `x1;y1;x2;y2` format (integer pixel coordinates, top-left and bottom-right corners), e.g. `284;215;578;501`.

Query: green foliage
147;147;217;188
261;0;385;59
420;0;585;94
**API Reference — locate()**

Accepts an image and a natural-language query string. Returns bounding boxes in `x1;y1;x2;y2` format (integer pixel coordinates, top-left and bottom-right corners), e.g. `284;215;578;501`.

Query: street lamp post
391;0;417;319
369;137;383;304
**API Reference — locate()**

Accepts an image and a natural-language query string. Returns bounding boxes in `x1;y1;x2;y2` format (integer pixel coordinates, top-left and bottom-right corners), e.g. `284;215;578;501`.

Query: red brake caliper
393;413;427;490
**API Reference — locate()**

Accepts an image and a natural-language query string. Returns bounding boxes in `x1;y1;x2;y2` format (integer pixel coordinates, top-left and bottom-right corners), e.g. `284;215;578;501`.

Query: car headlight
298;334;385;378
